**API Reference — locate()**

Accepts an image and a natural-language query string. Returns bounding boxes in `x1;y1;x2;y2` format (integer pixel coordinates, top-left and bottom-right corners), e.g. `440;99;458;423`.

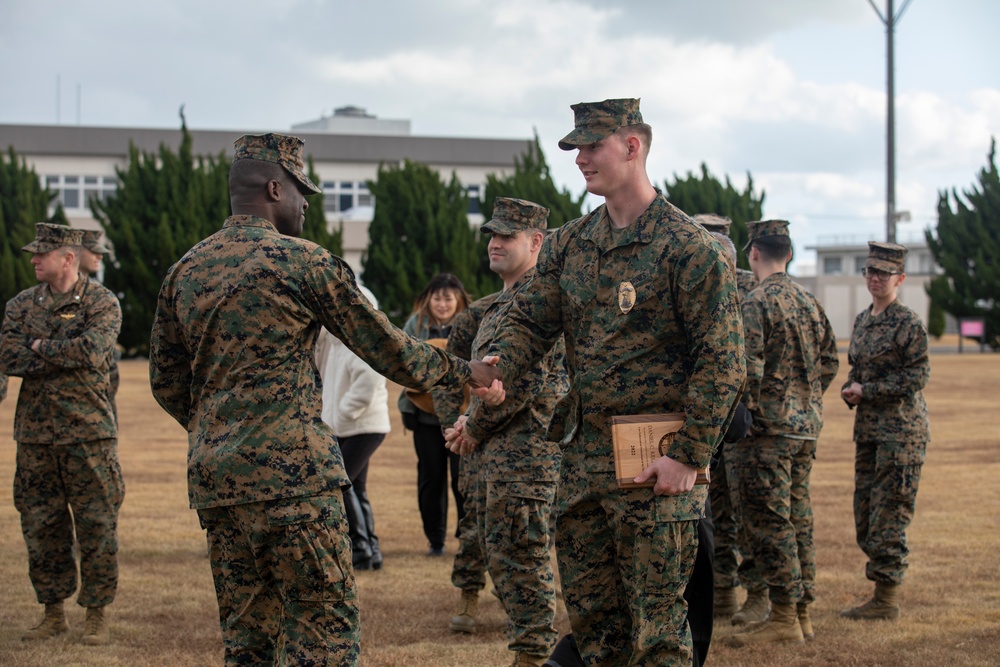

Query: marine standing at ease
148;133;502;665
0;223;124;646
728;220;839;647
840;242;930;621
442;197;569;666
462;98;745;666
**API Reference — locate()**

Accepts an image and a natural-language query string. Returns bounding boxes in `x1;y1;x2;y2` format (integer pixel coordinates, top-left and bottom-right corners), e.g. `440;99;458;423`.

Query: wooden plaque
611;413;710;489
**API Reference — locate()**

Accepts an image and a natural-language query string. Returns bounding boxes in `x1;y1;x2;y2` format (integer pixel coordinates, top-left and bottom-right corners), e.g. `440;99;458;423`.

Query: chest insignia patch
618;282;636;315
59;313;76;320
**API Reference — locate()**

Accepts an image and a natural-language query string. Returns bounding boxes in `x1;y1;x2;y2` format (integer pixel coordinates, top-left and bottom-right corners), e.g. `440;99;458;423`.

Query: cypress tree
664;163;765;269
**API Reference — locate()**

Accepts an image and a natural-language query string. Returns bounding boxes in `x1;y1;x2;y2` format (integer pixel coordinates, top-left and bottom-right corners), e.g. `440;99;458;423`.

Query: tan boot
731;588;770;626
714;586;740;618
81;606;110;646
22;602;69;641
840;581;900;621
728;602;805;647
797;603;814;640
511;652;548;667
449;589;479;633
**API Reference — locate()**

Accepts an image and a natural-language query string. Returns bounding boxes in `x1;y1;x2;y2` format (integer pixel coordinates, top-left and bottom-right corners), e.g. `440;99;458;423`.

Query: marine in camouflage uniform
465;101;745;666
79;229;120;422
693;214;764;618
730;220;838;646
436;295;491;632
0;223;124;645
840;242;930;621
442;198;569;665
149;133;493;666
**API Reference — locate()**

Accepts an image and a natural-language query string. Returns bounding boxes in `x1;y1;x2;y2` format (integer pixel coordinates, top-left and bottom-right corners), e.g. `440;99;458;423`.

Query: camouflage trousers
451;448;486;592
198;492;360;666
556;457;698;667
853;439;925;584
14;439;125;607
708;443;740;588
731;435;816;606
480;478;558;657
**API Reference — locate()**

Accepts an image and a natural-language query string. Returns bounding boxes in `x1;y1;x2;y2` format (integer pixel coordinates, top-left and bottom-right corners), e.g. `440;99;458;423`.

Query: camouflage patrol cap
693;214;732;235
81;229;110;254
233;133;321;195
558;98;644;150
22;222;84;254
744;219;790;251
481;197;550;235
866;241;907;273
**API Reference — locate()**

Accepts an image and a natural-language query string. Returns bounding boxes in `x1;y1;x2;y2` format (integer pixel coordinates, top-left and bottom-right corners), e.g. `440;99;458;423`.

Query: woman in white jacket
315;285;391;570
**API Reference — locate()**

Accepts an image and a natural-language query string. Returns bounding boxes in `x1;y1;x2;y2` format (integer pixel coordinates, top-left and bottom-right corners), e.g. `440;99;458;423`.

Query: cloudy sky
2;0;998;271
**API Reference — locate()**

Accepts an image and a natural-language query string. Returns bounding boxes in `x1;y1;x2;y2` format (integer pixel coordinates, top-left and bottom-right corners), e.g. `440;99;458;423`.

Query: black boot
357;488;383;570
544;634;585;667
343;486;374;570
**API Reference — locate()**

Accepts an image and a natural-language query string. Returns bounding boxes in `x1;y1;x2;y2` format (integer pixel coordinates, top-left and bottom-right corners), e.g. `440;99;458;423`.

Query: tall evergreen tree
92;111;229;356
476;135;586;293
362;159;480;323
926;137;1000;349
0;147;68;316
663;163;765;269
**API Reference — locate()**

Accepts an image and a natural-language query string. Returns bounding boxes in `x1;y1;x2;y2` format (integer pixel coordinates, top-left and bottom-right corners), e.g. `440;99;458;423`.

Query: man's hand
841;382;863;406
469;355;505;405
30;339;43;354
444;415;478;455
633;456;697;496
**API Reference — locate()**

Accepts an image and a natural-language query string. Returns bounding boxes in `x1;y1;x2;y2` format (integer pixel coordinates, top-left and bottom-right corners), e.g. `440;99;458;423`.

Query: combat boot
714;586;740;618
728;602;805;647
797;602;815;640
511;652;548;667
840;581;900;621
731;588;770;626
21;602;69;641
81;606;110;646
449;589;479;633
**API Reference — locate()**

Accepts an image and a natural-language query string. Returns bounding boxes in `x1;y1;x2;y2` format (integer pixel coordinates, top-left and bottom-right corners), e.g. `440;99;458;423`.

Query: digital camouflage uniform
692;214;761;597
80;229;120;422
845;299;930;584
456;269;569;659
435;297;493;596
467;185;745;664
0;227;124;611
149;133;472;667
735;222;838;608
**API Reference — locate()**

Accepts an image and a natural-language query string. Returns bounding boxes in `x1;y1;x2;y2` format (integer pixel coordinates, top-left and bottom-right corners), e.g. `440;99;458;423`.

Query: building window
45;175;118;212
321;180;374;213
854;256;868;274
466;184;482;215
823;256;843;275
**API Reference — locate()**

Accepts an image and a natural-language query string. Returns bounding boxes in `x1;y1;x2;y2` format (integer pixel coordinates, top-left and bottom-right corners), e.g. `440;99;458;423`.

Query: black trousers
412;422;465;549
338;433;385;491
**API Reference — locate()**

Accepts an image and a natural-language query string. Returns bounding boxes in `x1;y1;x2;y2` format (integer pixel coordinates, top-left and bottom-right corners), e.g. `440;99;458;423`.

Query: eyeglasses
861;267;901;280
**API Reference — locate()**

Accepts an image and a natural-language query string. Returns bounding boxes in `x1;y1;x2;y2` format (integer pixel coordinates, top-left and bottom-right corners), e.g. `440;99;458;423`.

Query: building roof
0;123;532;167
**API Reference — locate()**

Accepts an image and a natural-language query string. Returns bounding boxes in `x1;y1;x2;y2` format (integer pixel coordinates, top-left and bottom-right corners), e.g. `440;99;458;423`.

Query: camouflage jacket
149;215;471;509
0;275;121;444
736;268;758;302
0;371;7;403
433;293;499;431
447;272;569;483
844;300;930;444
741;272;838;439
468;193;744;511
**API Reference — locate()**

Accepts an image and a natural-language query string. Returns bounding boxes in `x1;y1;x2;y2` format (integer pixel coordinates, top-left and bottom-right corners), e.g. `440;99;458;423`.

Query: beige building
0;106;531;272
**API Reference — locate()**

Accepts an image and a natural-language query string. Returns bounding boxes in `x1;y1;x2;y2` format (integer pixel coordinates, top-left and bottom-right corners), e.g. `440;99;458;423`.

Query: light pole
868;0;914;244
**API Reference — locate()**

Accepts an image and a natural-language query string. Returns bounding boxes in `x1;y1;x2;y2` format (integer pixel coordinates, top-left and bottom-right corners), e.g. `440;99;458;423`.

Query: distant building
798;233;942;339
0;106;531;271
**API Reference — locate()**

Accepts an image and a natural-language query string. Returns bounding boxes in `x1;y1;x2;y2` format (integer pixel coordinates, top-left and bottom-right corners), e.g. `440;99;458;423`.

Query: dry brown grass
1;352;998;666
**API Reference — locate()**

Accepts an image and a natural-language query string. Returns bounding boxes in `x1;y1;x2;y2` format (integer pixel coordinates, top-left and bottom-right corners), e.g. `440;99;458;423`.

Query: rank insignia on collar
618;281;636;314
59;313;76;320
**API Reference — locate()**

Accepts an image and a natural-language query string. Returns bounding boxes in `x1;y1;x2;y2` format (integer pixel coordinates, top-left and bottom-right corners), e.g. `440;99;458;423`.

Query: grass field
1;351;998;666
